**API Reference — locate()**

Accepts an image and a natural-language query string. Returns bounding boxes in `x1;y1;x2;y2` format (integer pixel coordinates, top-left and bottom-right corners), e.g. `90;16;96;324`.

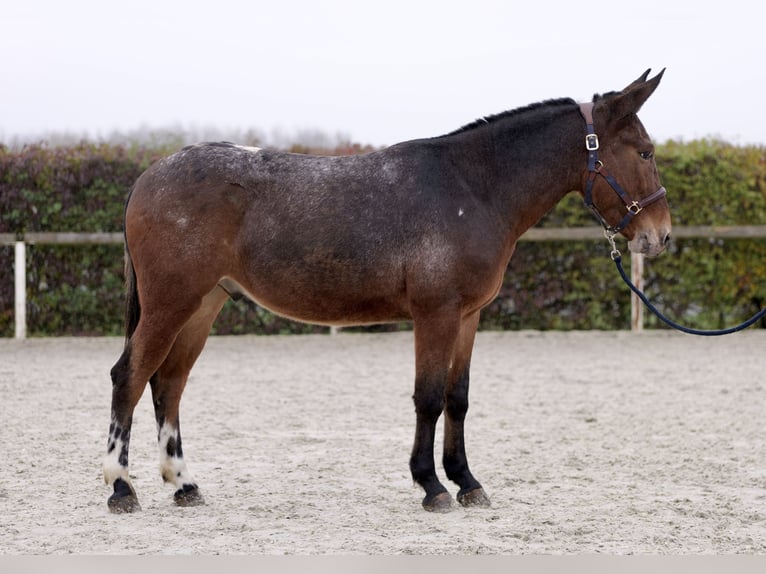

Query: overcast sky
2;0;764;147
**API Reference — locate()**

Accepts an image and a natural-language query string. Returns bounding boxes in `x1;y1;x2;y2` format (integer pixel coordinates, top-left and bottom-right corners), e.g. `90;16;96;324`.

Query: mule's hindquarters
104;175;238;511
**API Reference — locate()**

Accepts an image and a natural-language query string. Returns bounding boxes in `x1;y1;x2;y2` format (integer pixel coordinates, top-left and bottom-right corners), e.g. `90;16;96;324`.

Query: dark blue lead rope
613;254;766;336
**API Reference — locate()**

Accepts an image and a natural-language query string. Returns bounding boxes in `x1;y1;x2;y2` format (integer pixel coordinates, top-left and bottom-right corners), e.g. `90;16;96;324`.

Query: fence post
14;241;27;339
630;252;644;333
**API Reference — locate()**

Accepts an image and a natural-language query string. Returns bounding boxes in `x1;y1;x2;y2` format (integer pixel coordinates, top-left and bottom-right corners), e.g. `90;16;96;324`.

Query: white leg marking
104;418;132;486
158;422;197;490
103;436;131;485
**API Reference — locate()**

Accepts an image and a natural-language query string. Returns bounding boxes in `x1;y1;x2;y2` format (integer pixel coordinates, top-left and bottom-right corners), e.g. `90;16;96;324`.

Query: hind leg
104;281;217;513
151;286;228;506
105;347;144;513
105;322;182;513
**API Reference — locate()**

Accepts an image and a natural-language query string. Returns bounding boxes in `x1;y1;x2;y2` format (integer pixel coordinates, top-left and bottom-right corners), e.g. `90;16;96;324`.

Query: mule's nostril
663;233;671;246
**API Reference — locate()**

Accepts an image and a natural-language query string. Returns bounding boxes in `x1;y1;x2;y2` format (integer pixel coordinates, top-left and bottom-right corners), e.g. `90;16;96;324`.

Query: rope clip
604;229;621;260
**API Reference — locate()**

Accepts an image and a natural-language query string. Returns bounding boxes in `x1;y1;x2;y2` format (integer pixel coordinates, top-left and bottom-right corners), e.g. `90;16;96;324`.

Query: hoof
108;494;142;513
458;487;491;508
174;484;204;507
108;478;141;513
423;491;454;513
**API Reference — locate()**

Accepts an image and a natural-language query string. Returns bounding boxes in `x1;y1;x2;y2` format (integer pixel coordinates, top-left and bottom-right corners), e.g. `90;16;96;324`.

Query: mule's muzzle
628;227;672;257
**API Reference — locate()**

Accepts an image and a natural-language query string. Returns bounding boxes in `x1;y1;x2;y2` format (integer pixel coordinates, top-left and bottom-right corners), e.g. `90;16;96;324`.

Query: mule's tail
122;245;141;345
121;184;140;346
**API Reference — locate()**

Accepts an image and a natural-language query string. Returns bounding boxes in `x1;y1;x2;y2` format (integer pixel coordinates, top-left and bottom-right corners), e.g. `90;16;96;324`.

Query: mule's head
584;69;672;257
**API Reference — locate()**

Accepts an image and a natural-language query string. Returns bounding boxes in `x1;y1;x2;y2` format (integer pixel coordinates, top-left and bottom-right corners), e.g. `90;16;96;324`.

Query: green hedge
1;139;765;336
636;141;766;330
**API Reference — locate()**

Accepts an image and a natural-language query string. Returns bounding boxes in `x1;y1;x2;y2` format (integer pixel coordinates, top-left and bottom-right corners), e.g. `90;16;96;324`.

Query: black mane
446;97;577;137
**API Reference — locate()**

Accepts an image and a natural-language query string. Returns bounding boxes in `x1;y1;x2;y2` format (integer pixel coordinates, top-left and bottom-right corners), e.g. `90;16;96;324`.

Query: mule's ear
622;69;652;92
610;68;665;119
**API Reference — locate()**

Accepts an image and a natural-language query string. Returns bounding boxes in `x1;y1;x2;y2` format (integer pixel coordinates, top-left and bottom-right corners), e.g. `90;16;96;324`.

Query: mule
104;70;671;513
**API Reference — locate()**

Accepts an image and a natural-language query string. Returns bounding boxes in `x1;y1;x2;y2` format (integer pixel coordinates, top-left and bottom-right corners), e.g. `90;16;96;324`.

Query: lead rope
606;232;766;336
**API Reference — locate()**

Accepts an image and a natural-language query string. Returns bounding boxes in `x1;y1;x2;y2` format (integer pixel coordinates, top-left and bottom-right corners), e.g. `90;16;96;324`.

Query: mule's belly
219;277;411;327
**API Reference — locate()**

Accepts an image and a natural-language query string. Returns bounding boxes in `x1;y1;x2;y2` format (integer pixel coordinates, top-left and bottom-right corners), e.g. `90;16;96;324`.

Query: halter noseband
578;102;666;236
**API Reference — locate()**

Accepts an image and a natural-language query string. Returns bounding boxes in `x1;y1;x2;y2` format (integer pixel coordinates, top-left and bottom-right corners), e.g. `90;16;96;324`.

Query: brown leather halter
578;102;667;235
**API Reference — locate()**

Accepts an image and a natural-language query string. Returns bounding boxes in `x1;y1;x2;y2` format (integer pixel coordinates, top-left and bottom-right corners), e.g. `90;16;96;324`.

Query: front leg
410;377;452;512
442;311;490;507
443;364;490;507
409;313;464;512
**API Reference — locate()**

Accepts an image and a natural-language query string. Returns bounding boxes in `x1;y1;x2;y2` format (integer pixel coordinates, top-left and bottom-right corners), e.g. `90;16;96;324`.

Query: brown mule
104;70;671;513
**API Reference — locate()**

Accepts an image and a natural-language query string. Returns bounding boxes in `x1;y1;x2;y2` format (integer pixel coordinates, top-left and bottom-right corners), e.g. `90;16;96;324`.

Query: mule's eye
640;151;654;160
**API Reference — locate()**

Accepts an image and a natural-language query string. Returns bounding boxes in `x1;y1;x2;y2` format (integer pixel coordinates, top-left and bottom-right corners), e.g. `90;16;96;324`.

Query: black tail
123;246;140;345
121;184;140;346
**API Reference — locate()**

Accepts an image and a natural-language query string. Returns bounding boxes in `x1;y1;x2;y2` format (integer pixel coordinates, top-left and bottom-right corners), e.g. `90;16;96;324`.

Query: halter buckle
627;201;642;215
585;134;599;151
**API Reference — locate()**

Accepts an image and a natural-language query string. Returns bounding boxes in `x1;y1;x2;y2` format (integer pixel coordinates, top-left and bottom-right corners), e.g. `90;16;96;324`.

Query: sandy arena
1;330;765;554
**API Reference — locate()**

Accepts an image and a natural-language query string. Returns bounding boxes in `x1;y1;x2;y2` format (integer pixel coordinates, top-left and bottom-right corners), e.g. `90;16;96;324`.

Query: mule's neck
444;102;586;242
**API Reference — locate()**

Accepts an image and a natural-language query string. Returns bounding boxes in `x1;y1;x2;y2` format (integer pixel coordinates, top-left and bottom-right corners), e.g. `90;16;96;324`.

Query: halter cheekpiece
578;102;667;237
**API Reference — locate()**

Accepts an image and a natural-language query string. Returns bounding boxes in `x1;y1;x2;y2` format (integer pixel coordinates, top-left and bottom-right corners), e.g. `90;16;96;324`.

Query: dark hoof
108;494;141;513
423;491;454;513
458;487;491;508
108;478;141;513
174;483;204;507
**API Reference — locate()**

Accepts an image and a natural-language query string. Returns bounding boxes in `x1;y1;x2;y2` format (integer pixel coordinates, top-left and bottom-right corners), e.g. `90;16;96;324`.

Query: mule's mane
446;97;577;137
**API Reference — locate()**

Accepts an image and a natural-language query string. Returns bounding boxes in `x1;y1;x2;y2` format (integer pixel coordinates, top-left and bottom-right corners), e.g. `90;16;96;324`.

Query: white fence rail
4;226;766;339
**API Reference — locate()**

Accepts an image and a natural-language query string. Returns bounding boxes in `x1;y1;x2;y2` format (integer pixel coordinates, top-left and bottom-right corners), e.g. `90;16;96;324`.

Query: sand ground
1;330;765;554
